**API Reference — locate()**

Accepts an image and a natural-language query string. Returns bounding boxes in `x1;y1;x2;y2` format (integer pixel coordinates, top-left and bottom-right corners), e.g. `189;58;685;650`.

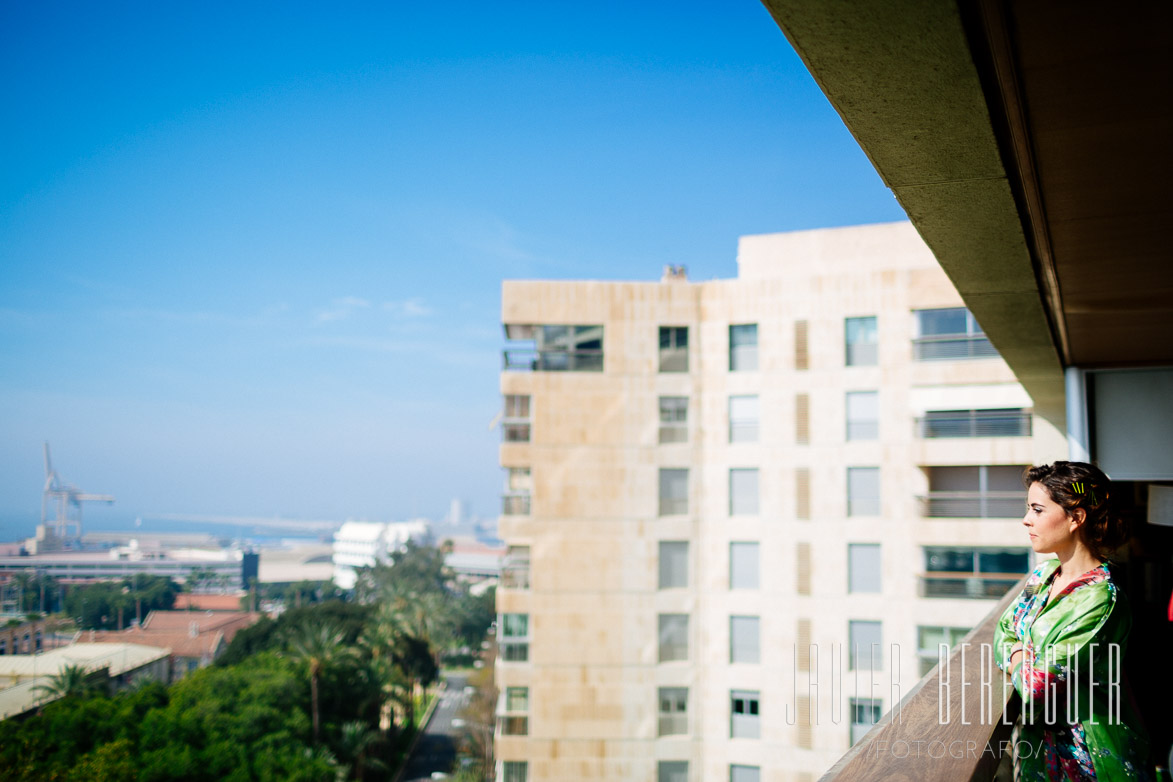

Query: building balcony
912;335;998;361
919;492;1022;518
502;348;604;372
919;571;1023;600
820;582;1022;781
502;493;531;516
916;410;1031;438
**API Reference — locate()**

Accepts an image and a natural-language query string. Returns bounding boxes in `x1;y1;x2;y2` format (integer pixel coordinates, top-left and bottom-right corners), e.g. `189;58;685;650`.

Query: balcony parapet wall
820;576;1025;782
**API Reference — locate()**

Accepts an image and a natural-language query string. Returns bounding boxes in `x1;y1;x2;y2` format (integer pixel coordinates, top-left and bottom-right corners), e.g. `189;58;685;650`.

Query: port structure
41;442;114;540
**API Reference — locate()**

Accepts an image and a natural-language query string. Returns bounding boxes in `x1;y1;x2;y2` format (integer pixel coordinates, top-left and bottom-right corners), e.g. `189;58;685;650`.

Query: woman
994;461;1150;780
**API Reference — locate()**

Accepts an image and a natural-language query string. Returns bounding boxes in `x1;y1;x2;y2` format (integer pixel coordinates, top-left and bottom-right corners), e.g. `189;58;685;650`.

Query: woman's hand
1008;642;1024;668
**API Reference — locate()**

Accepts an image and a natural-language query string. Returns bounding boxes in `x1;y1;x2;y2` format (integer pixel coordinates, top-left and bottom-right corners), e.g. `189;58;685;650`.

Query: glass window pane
730;616;760;664
729;324;758;371
849;620;882;670
659;469;689;515
729;395;760;443
506;687;529;712
659;541;688;589
730;766;760;782
917;308;968;337
502;762;528;782
659;327;689;372
845;316;878;366
502;613;528;637
659;761;688;782
846;391;879;440
658;614;689;662
977;549;1030;574
847;467;880;516
729;542;760;590
730;691;760;739
729;468;760;515
658;688;688;737
850;697;883;744
848;544;882;593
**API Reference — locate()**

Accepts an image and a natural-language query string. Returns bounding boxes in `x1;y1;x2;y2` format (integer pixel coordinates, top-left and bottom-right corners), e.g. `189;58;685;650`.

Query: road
398;673;470;782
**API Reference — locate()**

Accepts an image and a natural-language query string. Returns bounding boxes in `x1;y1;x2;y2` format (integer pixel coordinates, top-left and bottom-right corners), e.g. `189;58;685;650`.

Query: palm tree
285;621;354;744
336;720;387;781
33;663;95;701
367;600;438;729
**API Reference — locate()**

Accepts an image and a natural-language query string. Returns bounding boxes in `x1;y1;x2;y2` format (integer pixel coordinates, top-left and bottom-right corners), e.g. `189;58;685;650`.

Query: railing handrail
922;570;1024;579
819;575;1026;782
919;490;1020;498
912;333;991;343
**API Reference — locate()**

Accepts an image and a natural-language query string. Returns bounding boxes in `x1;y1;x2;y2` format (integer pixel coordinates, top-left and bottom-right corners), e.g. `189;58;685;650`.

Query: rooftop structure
85;609;260;681
332;520;431;589
0;642;169;720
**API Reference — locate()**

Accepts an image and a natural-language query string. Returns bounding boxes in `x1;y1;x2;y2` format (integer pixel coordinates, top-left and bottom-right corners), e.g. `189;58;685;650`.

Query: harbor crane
41;442;114;540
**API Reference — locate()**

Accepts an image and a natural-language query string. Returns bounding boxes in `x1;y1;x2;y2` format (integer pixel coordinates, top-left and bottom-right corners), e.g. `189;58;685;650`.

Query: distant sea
0;509;332;548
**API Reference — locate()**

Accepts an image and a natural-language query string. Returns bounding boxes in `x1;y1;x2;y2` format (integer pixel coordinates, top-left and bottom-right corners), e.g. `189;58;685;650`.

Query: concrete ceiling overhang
761;0;1172;429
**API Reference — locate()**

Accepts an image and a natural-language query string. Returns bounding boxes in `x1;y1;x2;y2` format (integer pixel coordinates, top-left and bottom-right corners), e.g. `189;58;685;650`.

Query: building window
845;391;879;441
502;467;531;516
502;761;528;782
500;613;530;662
499;687;529;735
913;307;997;360
729;542;760;590
659;326;689;372
922;465;1026;518
730;766;760;782
659;468;689;516
847;467;880;516
659;541;689;589
502;394;531;442
917;408;1032;438
658;614;689;662
848;543;882;594
729;324;758;371
730;616;760;664
728;395;759;443
921;547;1031;599
658;761;689;782
730;690;760;738
659;397;688;444
849;620;882;670
845;316;878;366
729;468;760;516
795;319;809;370
503;545;531;590
850;697;883;744
503;324;604;372
658;687;688;736
917;626;971;676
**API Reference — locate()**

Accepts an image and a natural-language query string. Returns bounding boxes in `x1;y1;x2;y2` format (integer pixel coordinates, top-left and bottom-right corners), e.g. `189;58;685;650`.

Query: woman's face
1023;482;1081;555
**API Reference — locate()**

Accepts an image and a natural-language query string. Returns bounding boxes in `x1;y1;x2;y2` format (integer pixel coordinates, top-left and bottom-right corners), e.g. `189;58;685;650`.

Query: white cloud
315;297;372;323
383;298;432;319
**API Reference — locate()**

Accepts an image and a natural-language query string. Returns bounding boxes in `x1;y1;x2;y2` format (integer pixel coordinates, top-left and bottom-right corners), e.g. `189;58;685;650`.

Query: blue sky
0;1;904;534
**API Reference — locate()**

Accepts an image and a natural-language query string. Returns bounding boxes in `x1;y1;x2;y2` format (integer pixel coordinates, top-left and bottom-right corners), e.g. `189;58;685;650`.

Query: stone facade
495;222;1064;781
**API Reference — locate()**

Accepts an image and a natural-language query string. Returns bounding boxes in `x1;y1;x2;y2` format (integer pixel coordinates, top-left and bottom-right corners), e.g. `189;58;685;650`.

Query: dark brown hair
1024;461;1128;561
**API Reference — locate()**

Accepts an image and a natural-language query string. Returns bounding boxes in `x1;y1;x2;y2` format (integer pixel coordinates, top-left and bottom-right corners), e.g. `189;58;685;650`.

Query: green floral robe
994;560;1150;780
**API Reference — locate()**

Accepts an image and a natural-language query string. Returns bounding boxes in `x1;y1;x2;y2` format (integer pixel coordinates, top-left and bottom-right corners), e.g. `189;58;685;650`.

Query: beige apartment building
494;221;1064;782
